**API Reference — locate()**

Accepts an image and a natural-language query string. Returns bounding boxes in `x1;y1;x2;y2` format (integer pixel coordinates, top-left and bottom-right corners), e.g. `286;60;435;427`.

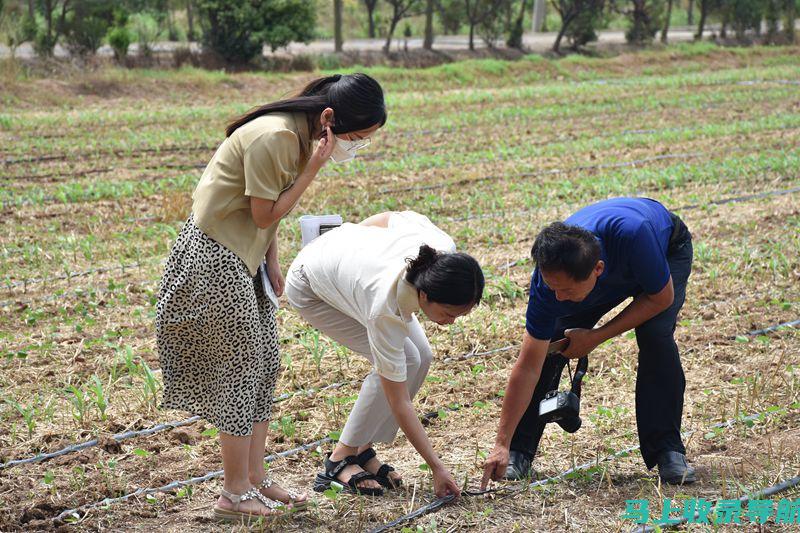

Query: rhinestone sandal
212;486;285;524
258;476;310;511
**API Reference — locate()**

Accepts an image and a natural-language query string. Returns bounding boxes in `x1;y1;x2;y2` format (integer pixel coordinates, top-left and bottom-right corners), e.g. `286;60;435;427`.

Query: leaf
419;463;430;471
132;448;151;458
201;427;219;438
734;335;749;343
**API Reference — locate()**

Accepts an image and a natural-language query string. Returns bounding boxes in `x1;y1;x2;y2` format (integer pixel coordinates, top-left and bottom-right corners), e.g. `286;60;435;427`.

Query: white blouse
292;211;456;381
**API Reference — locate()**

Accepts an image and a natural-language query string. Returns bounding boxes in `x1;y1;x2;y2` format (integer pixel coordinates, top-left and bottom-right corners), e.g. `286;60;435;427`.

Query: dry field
1;43;799;532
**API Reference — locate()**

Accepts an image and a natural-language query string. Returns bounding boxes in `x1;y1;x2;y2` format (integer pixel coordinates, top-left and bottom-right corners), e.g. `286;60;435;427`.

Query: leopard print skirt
156;215;280;436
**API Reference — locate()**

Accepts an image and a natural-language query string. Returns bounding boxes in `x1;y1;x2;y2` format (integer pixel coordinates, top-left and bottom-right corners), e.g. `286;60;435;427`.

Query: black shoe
504;450;534;481
657;451;696;485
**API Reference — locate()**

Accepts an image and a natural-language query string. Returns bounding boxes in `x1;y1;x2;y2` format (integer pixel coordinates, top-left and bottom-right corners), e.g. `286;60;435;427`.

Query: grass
1;44;799;531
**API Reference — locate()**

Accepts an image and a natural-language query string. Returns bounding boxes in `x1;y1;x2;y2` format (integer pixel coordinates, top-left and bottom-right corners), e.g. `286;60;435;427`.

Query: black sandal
356;448;402;490
313;454;384;496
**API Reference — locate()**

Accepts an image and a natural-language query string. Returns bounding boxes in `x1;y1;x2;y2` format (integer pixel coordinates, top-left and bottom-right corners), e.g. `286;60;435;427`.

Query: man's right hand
480;444;510;489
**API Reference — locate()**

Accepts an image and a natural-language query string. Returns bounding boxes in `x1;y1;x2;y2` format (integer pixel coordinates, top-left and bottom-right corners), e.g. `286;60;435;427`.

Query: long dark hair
405;245;484;307
225;73;387;137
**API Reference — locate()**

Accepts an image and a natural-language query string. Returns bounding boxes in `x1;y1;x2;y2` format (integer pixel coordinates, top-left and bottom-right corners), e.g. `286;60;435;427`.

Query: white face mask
330;136;368;163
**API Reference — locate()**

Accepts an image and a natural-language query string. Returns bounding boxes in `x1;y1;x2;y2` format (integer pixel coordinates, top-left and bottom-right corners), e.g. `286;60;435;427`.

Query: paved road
0;26;725;60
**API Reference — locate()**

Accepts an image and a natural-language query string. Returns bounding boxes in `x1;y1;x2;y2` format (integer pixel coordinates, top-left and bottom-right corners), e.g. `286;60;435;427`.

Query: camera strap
570;356;588;398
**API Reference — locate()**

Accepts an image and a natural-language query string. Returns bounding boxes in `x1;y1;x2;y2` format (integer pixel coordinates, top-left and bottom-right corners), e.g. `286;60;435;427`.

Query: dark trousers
509;223;693;469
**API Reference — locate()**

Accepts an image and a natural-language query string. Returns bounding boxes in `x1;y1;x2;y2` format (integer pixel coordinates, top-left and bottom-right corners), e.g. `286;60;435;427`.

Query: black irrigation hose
747;319;800;336
9;181;797;295
2;258;160;292
4;181;799;309
48;394;477;524
496;185;800;270
1;144;217;167
379;152;706;195
52;435;333;524
0;380;360;470
450;183;800;224
632;475;800;532
368;405;800;533
1;163;206;182
4;75;787;169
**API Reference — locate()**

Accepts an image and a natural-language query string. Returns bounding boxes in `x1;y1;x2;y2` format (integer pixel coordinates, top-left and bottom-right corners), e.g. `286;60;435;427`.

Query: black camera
538;351;588;434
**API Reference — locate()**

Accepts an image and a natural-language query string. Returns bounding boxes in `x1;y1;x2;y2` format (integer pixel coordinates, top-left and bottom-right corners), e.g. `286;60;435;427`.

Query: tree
784;0;796;42
660;0;672;42
616;0;666;44
334;0;342;52
34;0;72;56
362;0;379;38
185;0;196;40
129;12;161;57
508;0;530;48
464;0;504;50
695;0;713;39
423;0;435;48
551;0;606;52
197;0;315;63
437;0;465;33
63;0;117;56
383;0;422;53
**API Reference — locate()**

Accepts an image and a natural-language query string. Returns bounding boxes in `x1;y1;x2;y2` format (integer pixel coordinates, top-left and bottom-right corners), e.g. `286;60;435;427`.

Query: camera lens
558;416;582;433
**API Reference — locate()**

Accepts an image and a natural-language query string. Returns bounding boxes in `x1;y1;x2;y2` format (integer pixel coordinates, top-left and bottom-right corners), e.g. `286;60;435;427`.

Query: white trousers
286;266;432;447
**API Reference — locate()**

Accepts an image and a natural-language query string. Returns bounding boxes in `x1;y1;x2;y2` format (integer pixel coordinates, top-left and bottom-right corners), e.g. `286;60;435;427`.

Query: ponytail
405;245;485;307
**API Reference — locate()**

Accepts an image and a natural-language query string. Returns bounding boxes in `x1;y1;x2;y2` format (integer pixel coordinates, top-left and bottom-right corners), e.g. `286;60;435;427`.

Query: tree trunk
186;0;195;41
687;0;694;25
384;16;399;53
27;0;34;18
334;0;343;52
695;0;707;40
532;0;546;31
469;21;475;50
423;0;434;49
661;0;673;42
508;0;528;48
786;0;797;43
553;13;572;53
366;1;376;38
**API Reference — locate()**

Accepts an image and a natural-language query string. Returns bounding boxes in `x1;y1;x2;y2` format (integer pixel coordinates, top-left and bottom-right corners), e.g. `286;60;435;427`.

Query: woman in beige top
156;73;386;524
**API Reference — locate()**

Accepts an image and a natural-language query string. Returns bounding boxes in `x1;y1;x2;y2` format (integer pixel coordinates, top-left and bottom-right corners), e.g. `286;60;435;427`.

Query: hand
562;328;601;359
266;260;285;297
480;444;509;489
432;465;461;499
308;125;335;170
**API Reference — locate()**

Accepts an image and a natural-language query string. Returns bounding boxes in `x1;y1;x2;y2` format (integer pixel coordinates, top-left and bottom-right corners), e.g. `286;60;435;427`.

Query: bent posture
482;197;695;488
287;211;484;498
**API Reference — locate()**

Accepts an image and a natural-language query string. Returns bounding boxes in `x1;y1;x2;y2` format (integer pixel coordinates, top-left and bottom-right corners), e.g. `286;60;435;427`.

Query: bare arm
562;277;675;359
380;376;461;497
250;126;335;229
359;212;393;228
481;331;549;488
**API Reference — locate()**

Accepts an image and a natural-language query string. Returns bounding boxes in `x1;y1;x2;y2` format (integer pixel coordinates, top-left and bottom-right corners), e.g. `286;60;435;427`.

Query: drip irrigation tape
52;436;332;524
367;398;798;531
0;380;360;470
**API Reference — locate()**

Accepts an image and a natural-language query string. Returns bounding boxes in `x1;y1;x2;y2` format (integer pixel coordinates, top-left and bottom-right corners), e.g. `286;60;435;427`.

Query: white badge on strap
259;261;280;309
298;214;343;247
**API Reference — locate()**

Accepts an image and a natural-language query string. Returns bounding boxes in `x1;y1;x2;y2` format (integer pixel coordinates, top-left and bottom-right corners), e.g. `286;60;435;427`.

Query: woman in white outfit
286;210;484;498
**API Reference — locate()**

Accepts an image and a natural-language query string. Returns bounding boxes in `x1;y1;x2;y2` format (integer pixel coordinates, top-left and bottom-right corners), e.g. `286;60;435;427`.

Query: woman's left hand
266;260;285;297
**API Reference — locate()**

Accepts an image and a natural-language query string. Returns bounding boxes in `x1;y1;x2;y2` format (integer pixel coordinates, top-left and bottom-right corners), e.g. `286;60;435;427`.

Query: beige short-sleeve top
191;112;310;276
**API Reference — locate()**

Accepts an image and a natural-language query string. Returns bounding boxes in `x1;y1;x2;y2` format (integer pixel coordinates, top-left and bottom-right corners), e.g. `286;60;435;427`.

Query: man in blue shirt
481;197;695;487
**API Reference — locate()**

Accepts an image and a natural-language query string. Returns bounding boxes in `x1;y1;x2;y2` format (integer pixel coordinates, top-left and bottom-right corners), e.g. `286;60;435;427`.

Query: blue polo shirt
525;198;675;340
